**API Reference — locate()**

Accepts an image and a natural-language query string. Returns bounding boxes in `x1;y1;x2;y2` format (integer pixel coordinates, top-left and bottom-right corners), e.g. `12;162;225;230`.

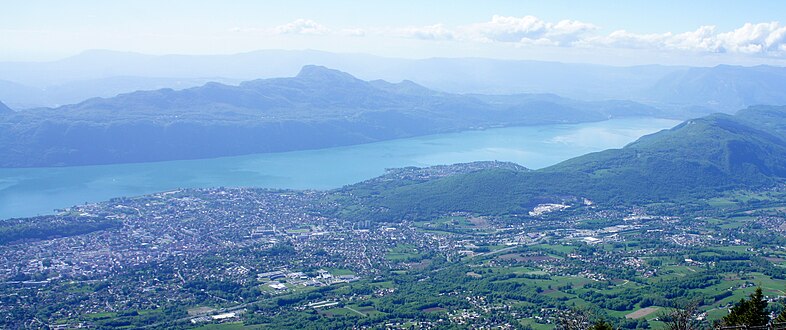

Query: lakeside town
3;165;786;328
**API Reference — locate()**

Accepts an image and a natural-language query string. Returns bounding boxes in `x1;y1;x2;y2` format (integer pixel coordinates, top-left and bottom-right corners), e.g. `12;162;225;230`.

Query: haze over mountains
1;50;786;113
0;76;238;110
0;65;660;168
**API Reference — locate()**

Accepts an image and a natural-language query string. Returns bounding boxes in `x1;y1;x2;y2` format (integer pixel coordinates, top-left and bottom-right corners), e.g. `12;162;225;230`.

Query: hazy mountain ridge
341;105;786;219
2;50;785;113
648;65;786;111
0;66;658;167
0;76;238;110
0;101;12;114
55;66;462;115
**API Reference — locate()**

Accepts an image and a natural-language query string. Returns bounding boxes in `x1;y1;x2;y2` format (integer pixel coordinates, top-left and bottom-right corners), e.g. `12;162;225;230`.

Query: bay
0;117;680;219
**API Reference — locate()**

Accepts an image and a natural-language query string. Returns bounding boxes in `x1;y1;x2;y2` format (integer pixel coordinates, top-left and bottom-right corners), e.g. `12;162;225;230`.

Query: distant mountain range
0;66;658;167
342;105;786;219
1;50;785;113
0;77;238;109
647;65;786;112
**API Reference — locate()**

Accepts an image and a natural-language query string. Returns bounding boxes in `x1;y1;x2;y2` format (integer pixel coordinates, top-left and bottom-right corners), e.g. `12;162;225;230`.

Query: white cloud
388;16;786;57
461;15;597;45
580;27;725;52
581;30;673;49
236;16;786;58
273;19;329;35
341;28;366;37
391;16;596;45
584;22;786;55
716;22;786;54
667;26;719;52
466;15;549;42
396;24;455;40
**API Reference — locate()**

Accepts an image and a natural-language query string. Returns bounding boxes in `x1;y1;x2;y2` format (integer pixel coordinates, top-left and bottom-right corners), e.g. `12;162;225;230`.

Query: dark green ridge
341;106;786;219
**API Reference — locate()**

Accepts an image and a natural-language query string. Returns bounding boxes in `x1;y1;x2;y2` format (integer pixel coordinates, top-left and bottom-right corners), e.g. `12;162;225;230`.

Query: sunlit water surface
0;117;680;219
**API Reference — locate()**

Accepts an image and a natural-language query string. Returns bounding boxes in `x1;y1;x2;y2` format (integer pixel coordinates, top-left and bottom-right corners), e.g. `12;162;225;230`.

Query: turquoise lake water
0;117;680;219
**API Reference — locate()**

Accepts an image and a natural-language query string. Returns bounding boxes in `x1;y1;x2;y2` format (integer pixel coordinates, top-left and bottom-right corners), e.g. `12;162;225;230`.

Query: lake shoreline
0;117;680;220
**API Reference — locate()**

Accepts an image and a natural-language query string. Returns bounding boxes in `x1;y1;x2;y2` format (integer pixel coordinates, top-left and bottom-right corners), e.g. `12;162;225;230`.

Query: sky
2;0;786;66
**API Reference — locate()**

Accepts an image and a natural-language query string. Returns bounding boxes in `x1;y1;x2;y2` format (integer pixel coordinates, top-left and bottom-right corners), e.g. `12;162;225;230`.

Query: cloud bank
585;22;786;54
251;16;786;57
444;16;786;56
463;15;598;45
273;19;329;35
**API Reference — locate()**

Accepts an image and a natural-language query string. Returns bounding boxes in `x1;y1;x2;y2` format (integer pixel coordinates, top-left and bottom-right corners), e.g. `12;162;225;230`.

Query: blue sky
2;0;786;65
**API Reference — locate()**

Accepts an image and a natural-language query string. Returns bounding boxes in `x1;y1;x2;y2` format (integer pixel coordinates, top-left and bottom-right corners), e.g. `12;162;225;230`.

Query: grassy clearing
83;312;117;320
626;307;659;319
327;268;355;276
713;246;752;253
386;244;423;261
533;244;576;254
519;318;555;330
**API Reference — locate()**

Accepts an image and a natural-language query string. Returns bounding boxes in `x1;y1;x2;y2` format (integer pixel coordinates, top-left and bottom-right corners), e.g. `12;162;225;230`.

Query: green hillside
341;106;786;219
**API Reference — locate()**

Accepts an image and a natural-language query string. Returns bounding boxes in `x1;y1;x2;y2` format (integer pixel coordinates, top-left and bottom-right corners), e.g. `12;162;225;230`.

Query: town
3;174;786;328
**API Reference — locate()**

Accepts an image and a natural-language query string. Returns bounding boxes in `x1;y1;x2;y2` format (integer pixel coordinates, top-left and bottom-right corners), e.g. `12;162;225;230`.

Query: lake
0;117;680;219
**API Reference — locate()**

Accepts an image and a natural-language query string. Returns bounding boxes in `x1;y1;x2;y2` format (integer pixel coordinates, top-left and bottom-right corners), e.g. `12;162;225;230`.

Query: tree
774;310;786;325
557;308;615;330
722;287;769;327
662;300;704;330
589;320;614;330
773;302;786;325
556;307;592;330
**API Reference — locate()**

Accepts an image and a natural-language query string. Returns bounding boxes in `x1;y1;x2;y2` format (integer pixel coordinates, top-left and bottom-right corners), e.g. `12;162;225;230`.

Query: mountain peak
368;79;439;96
295;65;361;84
0;101;12;114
